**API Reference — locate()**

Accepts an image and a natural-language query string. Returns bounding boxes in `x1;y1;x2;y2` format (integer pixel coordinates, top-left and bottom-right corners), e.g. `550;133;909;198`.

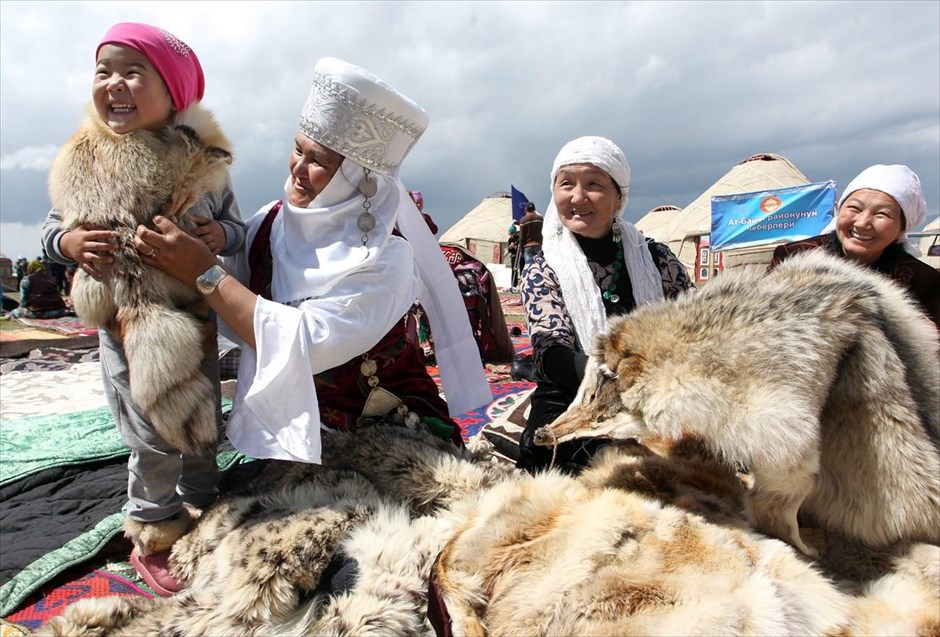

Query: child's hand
59;224;118;279
192;217;226;255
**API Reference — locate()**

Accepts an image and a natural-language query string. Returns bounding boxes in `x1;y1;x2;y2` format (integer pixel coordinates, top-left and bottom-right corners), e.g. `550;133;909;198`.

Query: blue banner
710;181;836;251
511;185;530;222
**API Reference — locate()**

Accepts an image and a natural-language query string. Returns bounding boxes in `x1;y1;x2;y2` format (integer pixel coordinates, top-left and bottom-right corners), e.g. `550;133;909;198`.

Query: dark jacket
21;272;66;313
519;211;544;248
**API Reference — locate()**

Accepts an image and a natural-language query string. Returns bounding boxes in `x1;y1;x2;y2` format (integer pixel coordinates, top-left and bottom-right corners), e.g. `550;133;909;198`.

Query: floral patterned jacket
521;238;693;382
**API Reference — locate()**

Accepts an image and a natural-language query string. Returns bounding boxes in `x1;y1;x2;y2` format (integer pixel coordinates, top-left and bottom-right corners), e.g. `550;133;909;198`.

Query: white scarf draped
541;136;664;353
273;159;491;417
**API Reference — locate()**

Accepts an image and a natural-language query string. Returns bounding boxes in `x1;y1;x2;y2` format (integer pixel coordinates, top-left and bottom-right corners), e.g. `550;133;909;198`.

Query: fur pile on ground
37;423;939;636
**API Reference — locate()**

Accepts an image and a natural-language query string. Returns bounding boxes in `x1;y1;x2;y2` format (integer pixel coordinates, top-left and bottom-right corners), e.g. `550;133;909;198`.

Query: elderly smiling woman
770;164;940;328
518;136;694;472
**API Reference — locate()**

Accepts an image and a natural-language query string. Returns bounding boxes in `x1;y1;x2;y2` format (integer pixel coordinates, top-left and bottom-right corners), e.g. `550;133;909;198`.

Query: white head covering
541;136;664;352
276;57;490;416
824;164;928;257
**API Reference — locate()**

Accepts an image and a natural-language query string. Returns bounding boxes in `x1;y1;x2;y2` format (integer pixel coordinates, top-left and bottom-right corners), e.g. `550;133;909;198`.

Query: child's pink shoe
130;547;183;597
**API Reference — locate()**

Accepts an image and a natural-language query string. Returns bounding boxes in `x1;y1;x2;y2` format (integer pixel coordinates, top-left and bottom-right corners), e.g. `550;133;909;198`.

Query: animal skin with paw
535;250;940;557
48;103;233;456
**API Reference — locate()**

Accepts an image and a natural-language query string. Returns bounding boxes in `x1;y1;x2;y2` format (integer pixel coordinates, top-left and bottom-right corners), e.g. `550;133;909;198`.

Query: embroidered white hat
299;57;429;175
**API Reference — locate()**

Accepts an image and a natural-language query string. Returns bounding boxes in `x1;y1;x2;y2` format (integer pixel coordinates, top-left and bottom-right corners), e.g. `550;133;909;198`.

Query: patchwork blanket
0;359;244;617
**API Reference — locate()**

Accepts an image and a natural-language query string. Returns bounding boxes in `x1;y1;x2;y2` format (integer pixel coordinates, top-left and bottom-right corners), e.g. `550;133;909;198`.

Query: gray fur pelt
48;104;233;456
538;250;940;558
36;423;940;636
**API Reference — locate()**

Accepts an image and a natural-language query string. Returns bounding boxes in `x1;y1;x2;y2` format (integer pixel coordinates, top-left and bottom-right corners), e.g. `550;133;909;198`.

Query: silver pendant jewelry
358;175;378;198
360;358;378;378
358;169;376;245
610;294;620;303
357;212;376;233
611;219;623;244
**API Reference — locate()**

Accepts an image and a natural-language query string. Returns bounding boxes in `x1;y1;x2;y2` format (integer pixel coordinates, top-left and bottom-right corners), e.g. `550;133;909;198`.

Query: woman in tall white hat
770;164;939;328
518;135;694;473
135;57;491;463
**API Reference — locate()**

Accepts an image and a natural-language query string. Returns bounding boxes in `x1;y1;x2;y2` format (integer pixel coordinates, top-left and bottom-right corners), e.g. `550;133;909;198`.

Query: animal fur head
533;310;699;449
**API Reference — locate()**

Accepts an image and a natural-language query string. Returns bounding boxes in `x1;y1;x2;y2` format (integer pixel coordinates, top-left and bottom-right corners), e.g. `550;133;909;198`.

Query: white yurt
635;205;681;240
439;194;514;266
916;215;940;270
655;153;811;277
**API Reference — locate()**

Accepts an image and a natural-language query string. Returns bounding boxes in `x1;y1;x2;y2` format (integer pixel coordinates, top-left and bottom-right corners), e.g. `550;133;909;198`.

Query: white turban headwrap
824;164;928;257
541;136;664;352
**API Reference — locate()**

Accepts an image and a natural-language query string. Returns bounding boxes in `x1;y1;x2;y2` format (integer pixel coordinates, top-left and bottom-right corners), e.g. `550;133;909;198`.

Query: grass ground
498;290;525;324
0;292;28;332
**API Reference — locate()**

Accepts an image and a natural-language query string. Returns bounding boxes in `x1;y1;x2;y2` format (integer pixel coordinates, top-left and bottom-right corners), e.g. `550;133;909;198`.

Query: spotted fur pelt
48;104;233;457
37;423;939;636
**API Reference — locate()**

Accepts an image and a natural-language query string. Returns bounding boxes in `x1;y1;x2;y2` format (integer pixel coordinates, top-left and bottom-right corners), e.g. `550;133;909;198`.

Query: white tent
635;205;681;241
655;153;811;274
439;194;514;265
916;215;939;269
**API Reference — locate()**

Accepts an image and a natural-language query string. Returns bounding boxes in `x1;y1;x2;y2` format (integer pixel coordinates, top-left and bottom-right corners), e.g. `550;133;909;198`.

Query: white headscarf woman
541;136;664;352
224;58;491;462
821;164;929;258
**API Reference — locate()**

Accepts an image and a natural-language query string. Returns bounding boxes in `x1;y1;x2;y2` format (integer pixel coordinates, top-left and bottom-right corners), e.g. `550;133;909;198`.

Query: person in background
507;222;520;290
405;189;513;363
45;253;68;294
134;57;490;461
64;262;78;297
404;189;439;353
14;256;28;287
518;136;693;473
518;202;544;267
439;241;515;363
409;189;439;235
769;164;939;328
11;259;68;319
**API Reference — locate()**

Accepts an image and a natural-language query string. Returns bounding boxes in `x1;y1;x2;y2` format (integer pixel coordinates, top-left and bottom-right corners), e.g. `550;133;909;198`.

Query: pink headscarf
97;22;205;113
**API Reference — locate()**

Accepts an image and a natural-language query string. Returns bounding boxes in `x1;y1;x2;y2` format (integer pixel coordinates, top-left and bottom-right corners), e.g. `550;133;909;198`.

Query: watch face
198;265;226;295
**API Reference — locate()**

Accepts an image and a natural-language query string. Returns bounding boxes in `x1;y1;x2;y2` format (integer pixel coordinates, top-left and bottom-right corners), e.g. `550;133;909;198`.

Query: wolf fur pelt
37;423;939;636
536;249;940;558
47;103;233;457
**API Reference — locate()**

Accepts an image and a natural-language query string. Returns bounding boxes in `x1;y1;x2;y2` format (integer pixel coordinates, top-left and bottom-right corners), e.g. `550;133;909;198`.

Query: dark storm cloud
1;0;937;259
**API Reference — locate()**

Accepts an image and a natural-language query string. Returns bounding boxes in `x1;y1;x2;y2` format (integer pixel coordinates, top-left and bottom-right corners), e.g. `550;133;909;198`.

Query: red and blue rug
4;567;152;634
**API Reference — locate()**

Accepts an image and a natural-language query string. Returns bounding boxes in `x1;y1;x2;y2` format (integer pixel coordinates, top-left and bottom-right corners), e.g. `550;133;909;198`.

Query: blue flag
710;181;836;251
511;185;530;222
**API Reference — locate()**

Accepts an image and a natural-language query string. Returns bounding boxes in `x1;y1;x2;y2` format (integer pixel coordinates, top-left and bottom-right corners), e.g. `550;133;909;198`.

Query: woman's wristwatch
195;264;229;296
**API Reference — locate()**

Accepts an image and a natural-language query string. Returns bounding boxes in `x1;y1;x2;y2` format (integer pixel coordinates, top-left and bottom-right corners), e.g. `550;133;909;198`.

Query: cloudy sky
1;0;938;261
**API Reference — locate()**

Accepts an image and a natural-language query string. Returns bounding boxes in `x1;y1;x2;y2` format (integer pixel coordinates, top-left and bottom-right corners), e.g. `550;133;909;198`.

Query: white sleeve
225;239;418;463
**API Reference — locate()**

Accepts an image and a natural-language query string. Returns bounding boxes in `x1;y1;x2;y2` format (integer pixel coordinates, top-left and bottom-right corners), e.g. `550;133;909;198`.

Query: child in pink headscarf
40;22;245;596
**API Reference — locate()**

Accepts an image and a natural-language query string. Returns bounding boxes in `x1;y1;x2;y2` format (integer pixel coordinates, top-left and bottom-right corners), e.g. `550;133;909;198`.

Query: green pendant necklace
602;247;624;303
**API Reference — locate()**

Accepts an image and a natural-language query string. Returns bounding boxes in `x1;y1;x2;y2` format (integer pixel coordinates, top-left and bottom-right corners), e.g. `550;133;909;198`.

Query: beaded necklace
602;245;624;303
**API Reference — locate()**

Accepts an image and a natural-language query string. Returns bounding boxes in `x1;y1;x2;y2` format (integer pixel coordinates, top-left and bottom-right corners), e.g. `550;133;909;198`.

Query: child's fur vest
48;103;233;456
